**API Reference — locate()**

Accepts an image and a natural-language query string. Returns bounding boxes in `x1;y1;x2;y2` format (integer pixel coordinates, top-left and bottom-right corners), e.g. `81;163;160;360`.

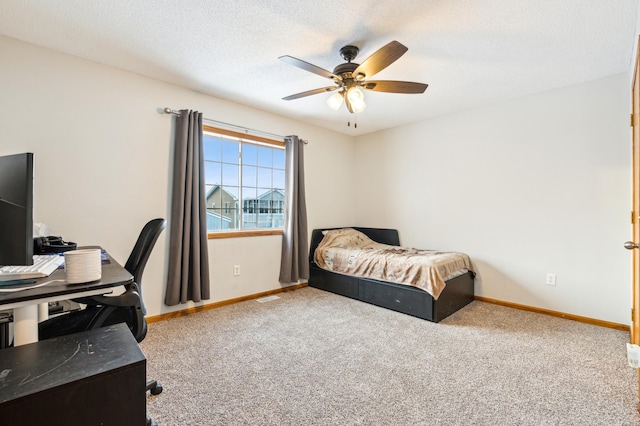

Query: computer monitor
0;153;34;266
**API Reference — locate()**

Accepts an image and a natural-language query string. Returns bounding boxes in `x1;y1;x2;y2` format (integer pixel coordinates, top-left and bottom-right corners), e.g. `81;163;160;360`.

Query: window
203;125;285;235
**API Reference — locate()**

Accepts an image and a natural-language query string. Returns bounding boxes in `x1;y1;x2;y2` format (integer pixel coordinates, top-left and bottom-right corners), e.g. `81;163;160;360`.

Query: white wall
0;35;633;324
0;36;355;316
354;74;632;324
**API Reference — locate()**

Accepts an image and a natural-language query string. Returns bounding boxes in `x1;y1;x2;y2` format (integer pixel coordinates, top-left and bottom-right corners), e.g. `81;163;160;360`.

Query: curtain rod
163;107;308;144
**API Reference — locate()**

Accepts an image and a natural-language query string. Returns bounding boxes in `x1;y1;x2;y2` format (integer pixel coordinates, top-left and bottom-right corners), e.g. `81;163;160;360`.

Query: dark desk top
0;249;133;306
0;323;145;404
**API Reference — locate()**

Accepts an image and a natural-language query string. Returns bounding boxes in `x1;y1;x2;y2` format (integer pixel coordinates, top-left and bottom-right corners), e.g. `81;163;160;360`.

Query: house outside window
203;126;285;234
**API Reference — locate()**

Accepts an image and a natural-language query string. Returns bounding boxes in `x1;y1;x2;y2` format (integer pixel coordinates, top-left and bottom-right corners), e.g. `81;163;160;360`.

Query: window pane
221;186;239;230
257;167;271;188
241;186;257;228
257;146;272;167
222;164;239;186
206;184;224;231
272;189;284;228
242;165;257;187
255;189;272;228
222;140;239;164
222;186;239;200
273;169;284;190
225;208;239;230
242;186;256;197
273;149;285;170
204;137;222;162
205;186;221;210
207;211;222;231
205;162;222;185
243;143;258;166
243;213;257;229
242;187;257;209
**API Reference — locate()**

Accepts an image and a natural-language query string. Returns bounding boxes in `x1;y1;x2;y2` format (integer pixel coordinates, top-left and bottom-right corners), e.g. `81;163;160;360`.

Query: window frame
203;125;285;239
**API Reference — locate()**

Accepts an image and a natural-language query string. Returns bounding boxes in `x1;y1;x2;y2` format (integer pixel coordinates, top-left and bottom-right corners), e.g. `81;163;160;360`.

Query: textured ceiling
1;0;638;136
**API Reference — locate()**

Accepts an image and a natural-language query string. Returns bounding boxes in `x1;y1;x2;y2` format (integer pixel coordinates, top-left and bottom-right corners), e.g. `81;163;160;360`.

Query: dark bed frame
308;227;475;322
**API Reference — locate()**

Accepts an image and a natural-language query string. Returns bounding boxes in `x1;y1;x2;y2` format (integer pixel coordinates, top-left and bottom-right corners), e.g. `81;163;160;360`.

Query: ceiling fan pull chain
347;112;359;128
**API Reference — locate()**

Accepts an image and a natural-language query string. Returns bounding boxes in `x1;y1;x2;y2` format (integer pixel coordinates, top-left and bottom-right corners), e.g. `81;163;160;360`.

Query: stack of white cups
64;249;102;283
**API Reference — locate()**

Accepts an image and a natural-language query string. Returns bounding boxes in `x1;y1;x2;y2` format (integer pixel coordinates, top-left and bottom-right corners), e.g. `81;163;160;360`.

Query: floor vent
256;295;280;303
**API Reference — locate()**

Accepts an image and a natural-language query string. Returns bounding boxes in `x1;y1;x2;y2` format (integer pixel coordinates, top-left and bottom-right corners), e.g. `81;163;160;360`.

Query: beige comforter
314;228;474;300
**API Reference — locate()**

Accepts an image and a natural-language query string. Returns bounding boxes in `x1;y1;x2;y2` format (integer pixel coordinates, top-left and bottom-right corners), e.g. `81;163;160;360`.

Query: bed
308;227;475;322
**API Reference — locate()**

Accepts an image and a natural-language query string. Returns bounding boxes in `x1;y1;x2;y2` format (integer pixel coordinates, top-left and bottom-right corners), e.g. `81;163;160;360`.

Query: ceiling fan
279;41;428;114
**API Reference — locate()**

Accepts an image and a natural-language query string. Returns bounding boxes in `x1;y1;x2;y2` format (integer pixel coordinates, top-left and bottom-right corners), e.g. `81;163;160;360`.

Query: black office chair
38;218;166;401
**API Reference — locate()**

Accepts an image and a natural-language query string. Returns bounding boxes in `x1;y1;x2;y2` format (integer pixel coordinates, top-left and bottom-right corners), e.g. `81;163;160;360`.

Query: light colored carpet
141;287;639;425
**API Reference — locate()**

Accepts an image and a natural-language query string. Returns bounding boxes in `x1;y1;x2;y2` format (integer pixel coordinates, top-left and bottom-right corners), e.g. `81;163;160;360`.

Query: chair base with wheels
147;379;163;395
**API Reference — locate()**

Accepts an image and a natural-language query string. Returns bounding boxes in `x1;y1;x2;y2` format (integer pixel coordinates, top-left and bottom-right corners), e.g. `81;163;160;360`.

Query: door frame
631;35;640;411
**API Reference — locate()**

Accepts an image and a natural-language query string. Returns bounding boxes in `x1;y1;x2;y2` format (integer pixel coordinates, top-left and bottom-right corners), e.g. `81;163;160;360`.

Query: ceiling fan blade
279;55;340;81
352;41;408;79
361;80;428;94
282;86;339;101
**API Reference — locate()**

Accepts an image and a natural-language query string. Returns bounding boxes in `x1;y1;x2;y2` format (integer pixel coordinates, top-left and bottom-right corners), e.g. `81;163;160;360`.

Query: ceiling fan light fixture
352;100;366;113
347;87;366;113
326;91;344;111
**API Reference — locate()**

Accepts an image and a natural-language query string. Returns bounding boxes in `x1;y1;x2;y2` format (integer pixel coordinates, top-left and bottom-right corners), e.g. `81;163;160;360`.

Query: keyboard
0;255;65;281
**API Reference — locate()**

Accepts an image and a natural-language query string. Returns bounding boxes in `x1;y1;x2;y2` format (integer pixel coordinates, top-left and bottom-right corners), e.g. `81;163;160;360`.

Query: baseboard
474;296;629;332
146;283;308;324
147;288;628;332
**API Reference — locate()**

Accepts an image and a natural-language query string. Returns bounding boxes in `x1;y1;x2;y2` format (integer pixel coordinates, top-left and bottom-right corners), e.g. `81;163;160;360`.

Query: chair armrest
82;292;142;308
71;296;101;306
85;289;147;342
73;282;143;309
73;287;142;307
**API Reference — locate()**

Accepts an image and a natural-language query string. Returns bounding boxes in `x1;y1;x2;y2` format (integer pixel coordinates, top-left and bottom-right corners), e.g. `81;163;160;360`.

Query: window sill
207;229;283;239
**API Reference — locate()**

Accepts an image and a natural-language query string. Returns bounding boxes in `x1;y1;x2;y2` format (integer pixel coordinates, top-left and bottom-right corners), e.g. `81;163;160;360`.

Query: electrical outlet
546;273;556;286
233;265;240;276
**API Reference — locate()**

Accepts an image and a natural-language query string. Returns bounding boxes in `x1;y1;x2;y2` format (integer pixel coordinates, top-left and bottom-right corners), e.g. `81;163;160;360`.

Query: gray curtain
279;135;309;283
165;109;211;305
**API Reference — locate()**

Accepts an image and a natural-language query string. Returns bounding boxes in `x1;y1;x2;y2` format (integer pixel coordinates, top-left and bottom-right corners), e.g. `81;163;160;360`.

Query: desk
0;249;133;346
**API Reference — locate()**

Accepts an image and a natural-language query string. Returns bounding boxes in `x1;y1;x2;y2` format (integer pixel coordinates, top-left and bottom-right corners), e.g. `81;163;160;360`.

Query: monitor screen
0;153;34;266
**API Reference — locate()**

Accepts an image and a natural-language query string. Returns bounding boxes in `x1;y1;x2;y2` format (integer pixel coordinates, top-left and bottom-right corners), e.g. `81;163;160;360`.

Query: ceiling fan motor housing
333;62;359;77
339;45;359;62
334;45;360;79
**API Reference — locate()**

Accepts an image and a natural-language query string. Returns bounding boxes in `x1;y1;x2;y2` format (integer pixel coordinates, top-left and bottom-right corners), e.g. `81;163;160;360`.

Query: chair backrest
124;218;167;288
124;218;166;317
